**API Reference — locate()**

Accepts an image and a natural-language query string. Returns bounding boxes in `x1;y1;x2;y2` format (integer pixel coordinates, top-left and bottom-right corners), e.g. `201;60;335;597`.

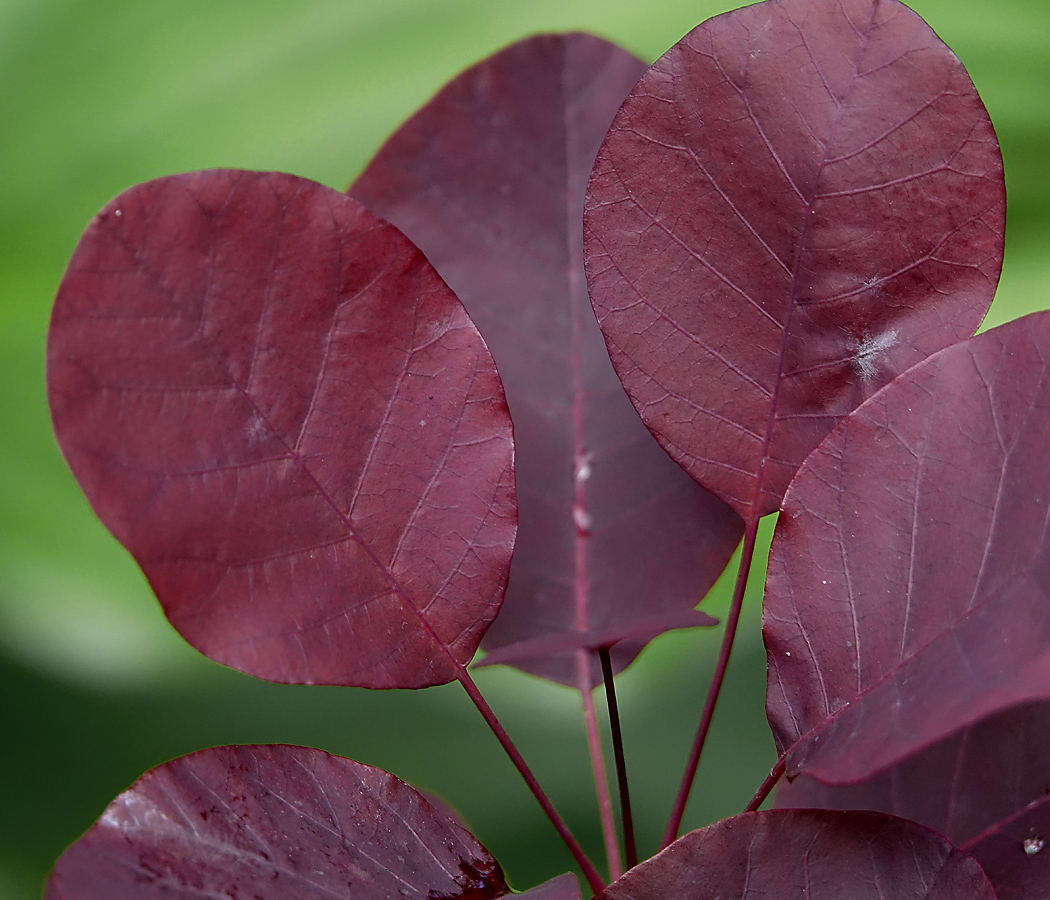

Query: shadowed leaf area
778;700;1050;900
351;33;742;688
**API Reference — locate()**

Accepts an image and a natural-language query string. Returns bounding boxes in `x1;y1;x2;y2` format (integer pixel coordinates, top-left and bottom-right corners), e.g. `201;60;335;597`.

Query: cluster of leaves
43;0;1050;897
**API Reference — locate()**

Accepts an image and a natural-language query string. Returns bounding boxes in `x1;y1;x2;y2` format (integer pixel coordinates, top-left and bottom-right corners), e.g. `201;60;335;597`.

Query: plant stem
661;515;761;849
745;757;786;812
455;667;606;894
599;647;636;870
578;648;623;881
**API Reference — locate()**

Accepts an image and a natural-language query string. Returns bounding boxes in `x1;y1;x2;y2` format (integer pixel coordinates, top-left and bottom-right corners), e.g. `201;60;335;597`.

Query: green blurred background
1;0;1047;896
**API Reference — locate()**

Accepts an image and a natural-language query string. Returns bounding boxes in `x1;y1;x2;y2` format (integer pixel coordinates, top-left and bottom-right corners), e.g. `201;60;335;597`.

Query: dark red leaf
778;701;1050;900
597;809;994;900
584;0;1005;520
350;34;742;686
766;311;1050;784
47;170;516;688
474;608;717;670
515;874;580;900
45;745;510;900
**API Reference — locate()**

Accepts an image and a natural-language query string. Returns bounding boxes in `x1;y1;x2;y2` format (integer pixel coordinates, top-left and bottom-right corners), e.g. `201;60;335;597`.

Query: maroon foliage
350;33;739;680
778;701;1050;900
584;0;1005;520
46;745;510;900
766;311;1050;784
351;33;742;686
597;809;994;899
47;170;516;688
475;608;717;670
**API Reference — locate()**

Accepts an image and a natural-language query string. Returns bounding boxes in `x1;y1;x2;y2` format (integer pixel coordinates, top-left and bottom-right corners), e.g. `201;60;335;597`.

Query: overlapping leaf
765;311;1050;784
597;809;994;899
584;0;1005;520
48;170;516;688
46;745;511;900
351;34;741;686
778;701;1050;900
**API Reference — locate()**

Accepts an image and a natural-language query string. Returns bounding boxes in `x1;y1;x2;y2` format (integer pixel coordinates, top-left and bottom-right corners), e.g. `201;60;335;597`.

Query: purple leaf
47;170;516;689
778;701;1050;900
351;33;742;687
45;744;510;900
584;0;1005;520
597;809;994;900
765;311;1050;784
474;608;717;670
515;874;580;900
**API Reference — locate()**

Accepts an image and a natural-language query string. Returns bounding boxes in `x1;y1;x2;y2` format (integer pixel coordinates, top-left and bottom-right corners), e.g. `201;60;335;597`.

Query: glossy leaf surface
351;34;742;686
48;170;516;688
46;745;510;900
766;311;1050;782
584;0;1005;519
598;809;994;900
779;701;1050;900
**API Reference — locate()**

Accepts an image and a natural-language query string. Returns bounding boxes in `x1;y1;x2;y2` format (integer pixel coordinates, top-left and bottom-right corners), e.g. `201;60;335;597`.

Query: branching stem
745;756;786;812
599;647;636;870
661;514;761;849
455;668;606;893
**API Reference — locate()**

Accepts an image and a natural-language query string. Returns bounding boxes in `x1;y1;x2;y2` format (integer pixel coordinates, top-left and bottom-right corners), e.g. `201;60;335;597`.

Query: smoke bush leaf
778;701;1050;900
597;809;994;899
351;34;741;686
584;0;1005;519
47;170;516;689
766;311;1050;783
46;745;511;900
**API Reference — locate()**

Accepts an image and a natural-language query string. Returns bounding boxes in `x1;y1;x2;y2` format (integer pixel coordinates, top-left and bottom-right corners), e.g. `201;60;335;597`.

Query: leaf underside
778;700;1050;900
597;809;994;899
45;745;511;900
47;170;516;688
351;33;742;687
765;311;1050;784
584;0;1005;520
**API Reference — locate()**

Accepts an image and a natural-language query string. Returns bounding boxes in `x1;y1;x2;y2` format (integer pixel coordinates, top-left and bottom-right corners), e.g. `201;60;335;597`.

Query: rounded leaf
598;809;994;900
48;170;516;688
584;0;1005;518
46;745;510;900
766;311;1050;782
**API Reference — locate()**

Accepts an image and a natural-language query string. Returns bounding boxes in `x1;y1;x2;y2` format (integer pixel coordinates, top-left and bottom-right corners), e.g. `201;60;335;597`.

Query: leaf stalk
661;515;761;848
455;667;606;893
599;647;637;870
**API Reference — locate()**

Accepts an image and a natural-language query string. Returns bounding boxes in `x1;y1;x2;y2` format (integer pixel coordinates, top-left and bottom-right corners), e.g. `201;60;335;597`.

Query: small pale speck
419;420;426;427
785;651;791;657
114;209;122;216
822;580;828;585
1024;836;1044;856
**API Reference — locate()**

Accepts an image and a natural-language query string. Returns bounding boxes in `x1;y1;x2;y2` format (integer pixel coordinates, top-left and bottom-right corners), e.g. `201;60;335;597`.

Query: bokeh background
1;0;1047;896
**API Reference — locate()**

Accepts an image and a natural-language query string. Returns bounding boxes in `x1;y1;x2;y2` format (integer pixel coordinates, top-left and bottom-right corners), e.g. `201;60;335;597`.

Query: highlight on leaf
46;744;512;900
583;0;1005;520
